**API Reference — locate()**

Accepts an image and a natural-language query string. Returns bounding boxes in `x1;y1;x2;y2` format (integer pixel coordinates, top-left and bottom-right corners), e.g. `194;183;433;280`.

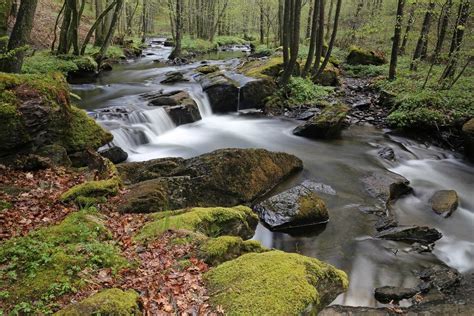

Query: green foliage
60;177;121;205
344;64;387;78
85;45;126;60
0;209;128;314
22;52;78;75
205;250;349;315
214;36;247;46
284;77;334;106
182;36;217;53
55;288;141;316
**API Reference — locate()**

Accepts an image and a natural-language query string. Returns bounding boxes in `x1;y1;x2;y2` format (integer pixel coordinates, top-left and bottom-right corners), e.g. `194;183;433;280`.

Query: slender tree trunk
0;0;12;37
312;0;325;75
169;0;183;59
306;0;313;39
278;0;284;45
81;0;117;54
281;0;302;85
282;0;291;65
260;3;265;44
302;0;320;77
325;0;334;41
399;1;415;55
410;0;435;70
389;0;405;80
0;0;38;73
98;0;124;62
434;0;452;57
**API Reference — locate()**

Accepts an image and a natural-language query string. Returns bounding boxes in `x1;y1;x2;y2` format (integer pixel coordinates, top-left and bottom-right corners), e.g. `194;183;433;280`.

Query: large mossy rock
135;206;259;242
238;56;284;80
240;79;277;110
254;180;333;230
197;72;239;113
347;47;387;65
0;73;112;156
462;118;474;161
55;289;141;316
199;236;267;266
293;103;349;139
313;63;341;86
118;148;303;212
205;250;348;315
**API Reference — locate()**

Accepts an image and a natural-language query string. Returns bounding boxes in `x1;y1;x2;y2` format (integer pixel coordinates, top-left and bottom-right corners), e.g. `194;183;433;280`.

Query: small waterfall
96;107;176;152
189;90;213;117
237;87;241;112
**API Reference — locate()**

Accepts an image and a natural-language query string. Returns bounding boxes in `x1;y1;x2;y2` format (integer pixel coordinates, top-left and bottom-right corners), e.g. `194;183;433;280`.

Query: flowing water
72;40;474;308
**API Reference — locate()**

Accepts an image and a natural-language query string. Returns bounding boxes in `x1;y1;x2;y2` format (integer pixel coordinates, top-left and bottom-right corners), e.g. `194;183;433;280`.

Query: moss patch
0;199;12;210
55;288;140;316
199;236;267;266
196;65;220;74
205;250;348;315
238;56;284;80
135;206;258;243
347;46;386;66
0;209;128;314
60;177;120;205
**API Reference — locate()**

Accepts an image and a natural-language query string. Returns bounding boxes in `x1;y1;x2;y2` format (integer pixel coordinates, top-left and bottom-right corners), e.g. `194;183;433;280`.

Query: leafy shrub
344;64;386;78
285;77;333;106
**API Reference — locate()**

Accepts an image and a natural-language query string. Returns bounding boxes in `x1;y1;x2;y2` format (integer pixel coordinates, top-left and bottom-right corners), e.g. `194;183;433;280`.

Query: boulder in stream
254;180;335;230
376;225;442;245
118;148;303;213
430;190;459;217
462;118;474;161
361;171;411;205
240;79;277;110
160;71;189;84
197;72;239;113
293;103;349;139
196;65;220;74
99;146;128;164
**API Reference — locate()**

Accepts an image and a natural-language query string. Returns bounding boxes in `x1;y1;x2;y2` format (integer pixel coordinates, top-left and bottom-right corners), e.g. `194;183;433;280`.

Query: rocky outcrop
160;71;189;84
430;190;459;217
347;47;387;65
376;225;442;245
240;79;277;110
99;146;128;164
374;286;418;304
462;118;474;161
0;73;112;158
313;63;341;86
205;251;348;315
55;289;141;315
197;72;239;113
141;90;202;125
293;104;349;139
118;148;303;213
254;180;335;230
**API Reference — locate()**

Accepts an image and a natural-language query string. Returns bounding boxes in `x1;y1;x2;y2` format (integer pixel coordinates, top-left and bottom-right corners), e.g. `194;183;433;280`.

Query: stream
72;40;474;308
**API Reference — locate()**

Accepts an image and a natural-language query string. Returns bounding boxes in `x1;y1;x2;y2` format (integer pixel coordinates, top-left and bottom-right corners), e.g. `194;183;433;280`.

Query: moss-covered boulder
254;181;331;230
0;73;112;156
135;206;259;243
238;56;284;80
205;251;349;315
462;118;474;161
314;63;341;86
119;148;303;212
240;79;277;110
293;103;349;139
199;236;267;266
60;177;121;206
55;289;141;316
196;65;220;74
67;56;99;84
347;47;387;66
430;190;459;217
0;209;128;314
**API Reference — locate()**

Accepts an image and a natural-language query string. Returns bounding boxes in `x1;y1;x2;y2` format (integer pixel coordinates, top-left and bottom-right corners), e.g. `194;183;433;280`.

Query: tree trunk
282;0;291;65
306;0;313;39
98;0;124;62
325;0;334;41
410;0;435;70
260;3;265;44
434;0;452;57
389;0;405;80
0;0;38;73
399;1;415;55
169;0;183;59
302;0;320;77
0;0;12;37
312;0;325;75
280;0;302;85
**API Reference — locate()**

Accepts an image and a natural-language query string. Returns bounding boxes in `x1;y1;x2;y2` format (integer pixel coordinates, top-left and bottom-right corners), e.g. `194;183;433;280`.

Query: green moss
55;288;140;316
0;97;30;151
0;199;12;210
22;51;78;75
60;177;120;204
296;193;328;222
199;236;267;266
205;250;349;315
84;45;127;60
196;65;220;74
60;106;113;152
347;46;386;66
72;56;98;72
239;56;284;80
0;209;128;314
135;206;258;243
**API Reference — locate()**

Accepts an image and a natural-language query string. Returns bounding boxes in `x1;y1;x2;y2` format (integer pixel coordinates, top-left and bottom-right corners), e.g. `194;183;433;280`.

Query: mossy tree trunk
98;0;124;62
0;0;38;73
389;0;405;80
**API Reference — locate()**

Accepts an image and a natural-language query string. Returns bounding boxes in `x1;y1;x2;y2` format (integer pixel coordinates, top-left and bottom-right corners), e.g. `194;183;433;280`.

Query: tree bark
389;0;405;80
280;0;302;85
0;0;12;37
410;0;435;70
434;0;452;57
302;0;320;77
98;0;124;62
0;0;38;73
399;1;415;55
169;0;183;59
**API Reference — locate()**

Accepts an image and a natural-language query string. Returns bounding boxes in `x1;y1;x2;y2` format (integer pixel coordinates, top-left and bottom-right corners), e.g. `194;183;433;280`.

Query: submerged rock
254;180;334;230
347;47;387;65
462;118;474;161
118;148;303;212
197;72;239;113
361;171;411;205
430;190;459;217
377;147;395;161
293;103;349;139
205;250;348;315
374;286;418;304
376;225;442;245
55;288;141;315
135;206;259;242
99;146;128;164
